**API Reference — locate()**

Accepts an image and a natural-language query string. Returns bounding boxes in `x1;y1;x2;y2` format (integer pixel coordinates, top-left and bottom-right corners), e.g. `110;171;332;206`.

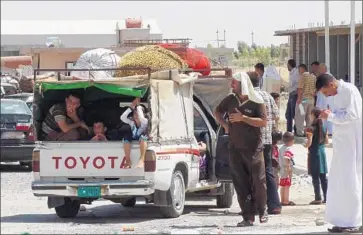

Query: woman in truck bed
120;97;148;168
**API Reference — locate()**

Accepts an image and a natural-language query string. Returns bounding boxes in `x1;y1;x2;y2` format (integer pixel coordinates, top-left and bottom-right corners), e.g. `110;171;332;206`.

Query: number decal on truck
157;155;170;160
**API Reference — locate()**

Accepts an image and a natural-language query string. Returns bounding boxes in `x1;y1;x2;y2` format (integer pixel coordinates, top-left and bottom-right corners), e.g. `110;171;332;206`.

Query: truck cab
31;68;233;218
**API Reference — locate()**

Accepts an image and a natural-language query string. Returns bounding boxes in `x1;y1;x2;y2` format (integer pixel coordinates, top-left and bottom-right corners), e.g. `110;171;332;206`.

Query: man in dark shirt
42;93;89;141
215;71;268;227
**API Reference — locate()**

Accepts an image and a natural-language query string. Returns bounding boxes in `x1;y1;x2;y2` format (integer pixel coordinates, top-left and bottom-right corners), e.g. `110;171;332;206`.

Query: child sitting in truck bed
90;119;108;141
120;97;148;168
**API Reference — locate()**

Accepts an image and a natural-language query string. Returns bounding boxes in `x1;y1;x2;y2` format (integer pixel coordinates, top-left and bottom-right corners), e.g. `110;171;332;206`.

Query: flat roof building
274;23;362;87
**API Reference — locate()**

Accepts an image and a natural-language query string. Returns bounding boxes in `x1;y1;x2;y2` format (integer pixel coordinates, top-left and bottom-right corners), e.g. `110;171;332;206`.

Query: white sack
71;48;121;80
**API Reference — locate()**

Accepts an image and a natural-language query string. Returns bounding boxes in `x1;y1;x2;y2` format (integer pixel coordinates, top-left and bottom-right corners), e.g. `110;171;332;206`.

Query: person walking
285;59;299;134
295;64;316;137
316;73;362;233
215;71;268;227
254;63;265;90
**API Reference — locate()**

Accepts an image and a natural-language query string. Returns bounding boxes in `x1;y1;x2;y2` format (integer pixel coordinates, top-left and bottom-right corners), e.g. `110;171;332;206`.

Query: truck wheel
216;182;234;208
159;170;186;218
55;197;80;218
120;197;137;207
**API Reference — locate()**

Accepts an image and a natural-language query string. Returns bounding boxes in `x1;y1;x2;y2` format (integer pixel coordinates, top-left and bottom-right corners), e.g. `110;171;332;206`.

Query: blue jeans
285;92;297;133
264;144;281;211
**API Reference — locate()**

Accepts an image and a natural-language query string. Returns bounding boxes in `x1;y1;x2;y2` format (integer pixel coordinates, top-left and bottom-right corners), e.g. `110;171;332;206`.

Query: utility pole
223;30;226;47
324;0;330;73
350;0;355;86
251;31;255;45
216;29;227;48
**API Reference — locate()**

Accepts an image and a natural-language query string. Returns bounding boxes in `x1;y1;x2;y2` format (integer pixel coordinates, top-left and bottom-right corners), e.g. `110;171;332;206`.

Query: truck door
215;122;233;182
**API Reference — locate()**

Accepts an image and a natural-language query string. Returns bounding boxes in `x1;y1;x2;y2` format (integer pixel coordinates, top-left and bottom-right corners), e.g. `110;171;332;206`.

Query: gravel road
1;144;335;234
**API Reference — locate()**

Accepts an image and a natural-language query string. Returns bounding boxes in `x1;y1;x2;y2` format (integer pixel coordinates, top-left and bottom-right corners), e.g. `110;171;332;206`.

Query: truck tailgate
38;142;144;178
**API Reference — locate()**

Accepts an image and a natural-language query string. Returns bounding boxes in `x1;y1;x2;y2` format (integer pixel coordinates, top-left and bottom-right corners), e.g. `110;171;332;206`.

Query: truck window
194;107;208;131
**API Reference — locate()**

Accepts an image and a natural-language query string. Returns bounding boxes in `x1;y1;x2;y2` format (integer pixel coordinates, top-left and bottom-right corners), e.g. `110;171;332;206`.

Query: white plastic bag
71;48;121;80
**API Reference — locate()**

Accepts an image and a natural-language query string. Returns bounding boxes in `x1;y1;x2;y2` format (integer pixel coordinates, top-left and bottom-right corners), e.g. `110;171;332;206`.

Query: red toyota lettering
120;156;127;168
80;156;90;169
108;156;118;169
93;156;105;169
52;156;62;169
65;156;77;169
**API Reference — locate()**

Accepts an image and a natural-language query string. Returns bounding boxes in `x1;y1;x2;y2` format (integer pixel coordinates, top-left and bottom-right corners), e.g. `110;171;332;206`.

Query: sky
1;1;362;49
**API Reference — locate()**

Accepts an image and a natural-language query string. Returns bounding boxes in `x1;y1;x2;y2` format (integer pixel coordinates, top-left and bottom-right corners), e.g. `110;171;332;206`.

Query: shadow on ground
0;203;222;224
0;164;31;173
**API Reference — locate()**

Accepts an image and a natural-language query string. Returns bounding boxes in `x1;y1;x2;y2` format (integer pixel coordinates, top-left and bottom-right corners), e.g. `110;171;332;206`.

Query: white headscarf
232;72;264;104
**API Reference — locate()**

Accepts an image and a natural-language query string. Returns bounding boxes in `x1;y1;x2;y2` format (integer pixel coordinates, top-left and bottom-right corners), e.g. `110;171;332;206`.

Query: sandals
237;220;254;227
259;211;269;223
281;201;296;206
328;226;361;233
309;200;323;205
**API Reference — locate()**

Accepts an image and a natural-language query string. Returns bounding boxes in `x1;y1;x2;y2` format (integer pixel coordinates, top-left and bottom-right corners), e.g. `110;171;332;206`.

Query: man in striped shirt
250;72;282;215
295;64;316;136
41;93;89;141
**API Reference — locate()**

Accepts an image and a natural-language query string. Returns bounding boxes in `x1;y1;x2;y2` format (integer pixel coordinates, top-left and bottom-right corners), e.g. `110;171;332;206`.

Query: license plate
1;132;25;139
77;186;101;198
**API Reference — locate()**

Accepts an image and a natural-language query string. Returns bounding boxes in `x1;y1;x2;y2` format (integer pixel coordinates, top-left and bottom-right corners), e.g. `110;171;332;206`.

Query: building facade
1;19;164;56
274;23;362;87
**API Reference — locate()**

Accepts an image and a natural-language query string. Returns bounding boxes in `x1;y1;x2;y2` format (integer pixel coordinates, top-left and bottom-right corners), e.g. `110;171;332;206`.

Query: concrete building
1;19;168;73
1;19;164;56
196;47;234;67
274;23;362;87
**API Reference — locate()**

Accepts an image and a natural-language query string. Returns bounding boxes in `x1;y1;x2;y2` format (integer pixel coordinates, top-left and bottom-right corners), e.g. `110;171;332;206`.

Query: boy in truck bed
90;119;109;141
120;97;148;168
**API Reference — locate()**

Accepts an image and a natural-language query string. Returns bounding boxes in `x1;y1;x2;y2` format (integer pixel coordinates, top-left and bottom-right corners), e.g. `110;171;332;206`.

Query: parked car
1;82;18;96
3;93;33;111
0;99;35;168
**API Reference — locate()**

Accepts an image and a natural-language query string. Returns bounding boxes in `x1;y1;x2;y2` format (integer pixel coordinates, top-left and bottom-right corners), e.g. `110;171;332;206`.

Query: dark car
3;93;33;111
1;99;35;169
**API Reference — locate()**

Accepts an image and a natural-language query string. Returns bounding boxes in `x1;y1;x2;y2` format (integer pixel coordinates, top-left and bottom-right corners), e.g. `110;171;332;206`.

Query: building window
65;61;76;76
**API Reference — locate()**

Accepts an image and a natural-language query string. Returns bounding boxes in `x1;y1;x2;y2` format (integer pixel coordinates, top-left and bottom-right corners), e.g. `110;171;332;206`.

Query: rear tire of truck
55;197;80;218
120;197;137;207
216;182;234;208
159;170;186;218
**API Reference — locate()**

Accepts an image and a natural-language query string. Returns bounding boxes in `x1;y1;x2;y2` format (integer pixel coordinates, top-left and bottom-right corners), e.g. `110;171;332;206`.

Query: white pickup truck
31;68;234;218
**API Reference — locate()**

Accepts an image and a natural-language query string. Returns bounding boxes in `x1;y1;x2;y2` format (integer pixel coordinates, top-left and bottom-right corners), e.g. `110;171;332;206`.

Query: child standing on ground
279;131;296;206
305;107;329;205
120;97;148;169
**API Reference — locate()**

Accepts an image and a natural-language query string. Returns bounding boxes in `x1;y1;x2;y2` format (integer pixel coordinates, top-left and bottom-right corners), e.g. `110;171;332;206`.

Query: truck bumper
32;180;155;197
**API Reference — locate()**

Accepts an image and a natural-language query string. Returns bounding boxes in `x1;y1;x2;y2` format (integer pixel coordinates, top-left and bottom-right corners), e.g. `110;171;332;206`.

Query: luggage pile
114;45;188;77
68;45;212;79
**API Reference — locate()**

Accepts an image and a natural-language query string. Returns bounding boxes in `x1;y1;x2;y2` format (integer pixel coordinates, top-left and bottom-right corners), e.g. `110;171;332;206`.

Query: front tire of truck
216;182;234;208
55;197;80;218
157;170;186;218
120;197;137;207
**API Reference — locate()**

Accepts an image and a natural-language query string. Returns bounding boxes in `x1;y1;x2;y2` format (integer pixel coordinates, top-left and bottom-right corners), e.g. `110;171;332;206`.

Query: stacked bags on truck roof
71;48;121;79
114;45;188;77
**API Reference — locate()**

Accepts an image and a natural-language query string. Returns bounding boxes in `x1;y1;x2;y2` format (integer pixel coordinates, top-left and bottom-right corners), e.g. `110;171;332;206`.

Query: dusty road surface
1;144;335;234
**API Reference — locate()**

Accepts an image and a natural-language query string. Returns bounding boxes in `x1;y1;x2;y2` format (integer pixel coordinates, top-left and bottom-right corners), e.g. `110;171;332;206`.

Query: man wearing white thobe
316;73;362;233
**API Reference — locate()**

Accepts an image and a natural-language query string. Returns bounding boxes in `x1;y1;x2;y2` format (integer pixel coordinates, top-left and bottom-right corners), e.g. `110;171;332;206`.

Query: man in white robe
316;73;362;233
